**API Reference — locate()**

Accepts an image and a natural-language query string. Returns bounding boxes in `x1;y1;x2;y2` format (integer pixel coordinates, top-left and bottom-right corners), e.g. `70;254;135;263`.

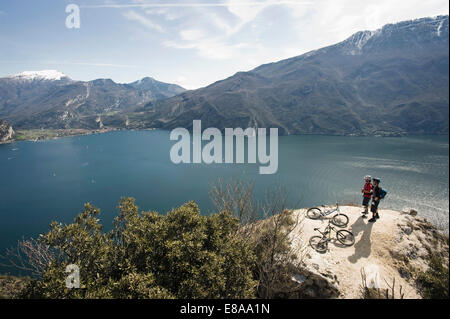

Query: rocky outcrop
289;206;449;299
290;264;340;298
0;118;15;143
390;213;449;281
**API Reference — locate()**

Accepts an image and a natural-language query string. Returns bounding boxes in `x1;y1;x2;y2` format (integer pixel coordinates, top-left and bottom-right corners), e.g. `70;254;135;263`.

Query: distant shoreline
2;127;448;145
2;127;157;144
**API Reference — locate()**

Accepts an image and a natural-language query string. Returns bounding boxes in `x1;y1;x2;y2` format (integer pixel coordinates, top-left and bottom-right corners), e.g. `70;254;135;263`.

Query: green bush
416;254;449;299
0;275;30;299
19;198;257;299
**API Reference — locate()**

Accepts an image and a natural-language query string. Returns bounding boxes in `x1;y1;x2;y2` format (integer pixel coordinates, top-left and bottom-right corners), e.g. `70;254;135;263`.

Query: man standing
369;178;382;222
361;175;373;217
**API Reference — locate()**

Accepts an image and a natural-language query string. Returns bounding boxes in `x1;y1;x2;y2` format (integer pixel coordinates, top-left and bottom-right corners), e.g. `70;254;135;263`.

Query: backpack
380;189;387;199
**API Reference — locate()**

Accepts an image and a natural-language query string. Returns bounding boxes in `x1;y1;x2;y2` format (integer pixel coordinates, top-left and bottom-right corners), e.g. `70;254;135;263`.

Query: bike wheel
336;230;355;246
309;236;328;253
331;214;349;227
307;208;322;220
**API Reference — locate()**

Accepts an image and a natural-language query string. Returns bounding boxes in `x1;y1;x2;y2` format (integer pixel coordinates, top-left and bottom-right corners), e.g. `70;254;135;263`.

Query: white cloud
175;75;192;88
116;0;448;87
180;29;205;41
64;62;138;68
83;1;312;9
123;10;164;32
164;38;253;60
286;0;449;47
145;8;181;21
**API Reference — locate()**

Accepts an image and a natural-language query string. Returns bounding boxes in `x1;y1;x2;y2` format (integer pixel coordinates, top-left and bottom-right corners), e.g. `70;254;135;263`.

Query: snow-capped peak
11;70;68;81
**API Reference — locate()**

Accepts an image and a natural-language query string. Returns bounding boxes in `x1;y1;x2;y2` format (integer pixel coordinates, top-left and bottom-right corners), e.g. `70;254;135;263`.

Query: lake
0;131;448;274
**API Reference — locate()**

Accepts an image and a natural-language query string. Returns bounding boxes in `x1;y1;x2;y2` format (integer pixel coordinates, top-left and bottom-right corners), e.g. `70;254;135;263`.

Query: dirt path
291;206;422;299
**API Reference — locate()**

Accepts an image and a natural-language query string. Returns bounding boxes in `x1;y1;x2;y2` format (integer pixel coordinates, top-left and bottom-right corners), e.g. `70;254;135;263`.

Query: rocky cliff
0;119;15;143
287;206;448;299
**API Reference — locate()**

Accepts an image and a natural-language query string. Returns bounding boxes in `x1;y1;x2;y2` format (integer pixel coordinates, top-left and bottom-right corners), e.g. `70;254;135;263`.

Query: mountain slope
0;71;185;129
131;15;449;136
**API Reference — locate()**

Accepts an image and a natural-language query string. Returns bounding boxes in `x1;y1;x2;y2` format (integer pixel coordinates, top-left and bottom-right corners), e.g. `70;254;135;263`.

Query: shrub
210;179;305;298
0;275;30;299
416;254;449;299
18;198;257;299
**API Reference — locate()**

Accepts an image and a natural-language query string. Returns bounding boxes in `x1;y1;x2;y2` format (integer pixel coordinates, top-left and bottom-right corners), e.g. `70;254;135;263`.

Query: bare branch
0;237;63;278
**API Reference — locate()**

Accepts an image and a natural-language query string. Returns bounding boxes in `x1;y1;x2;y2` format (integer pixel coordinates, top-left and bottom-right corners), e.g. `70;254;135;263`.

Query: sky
0;0;448;89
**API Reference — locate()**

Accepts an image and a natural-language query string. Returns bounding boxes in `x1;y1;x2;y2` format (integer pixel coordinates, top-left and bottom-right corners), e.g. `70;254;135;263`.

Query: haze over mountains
0;15;448;136
0;71;185;129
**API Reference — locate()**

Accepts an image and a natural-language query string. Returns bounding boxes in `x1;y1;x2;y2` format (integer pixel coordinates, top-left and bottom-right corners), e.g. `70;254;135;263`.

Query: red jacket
362;182;373;198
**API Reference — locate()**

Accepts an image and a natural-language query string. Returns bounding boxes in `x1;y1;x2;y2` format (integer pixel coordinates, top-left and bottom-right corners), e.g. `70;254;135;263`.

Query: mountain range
0;71;185;129
0;15;448;136
131;15;449;136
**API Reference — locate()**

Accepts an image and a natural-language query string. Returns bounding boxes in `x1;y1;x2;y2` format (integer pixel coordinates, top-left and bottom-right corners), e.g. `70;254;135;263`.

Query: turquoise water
0;131;448;273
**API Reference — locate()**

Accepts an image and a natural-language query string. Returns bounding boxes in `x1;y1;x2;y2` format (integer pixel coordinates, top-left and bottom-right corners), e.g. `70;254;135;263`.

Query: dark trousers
362;197;371;207
371;200;380;214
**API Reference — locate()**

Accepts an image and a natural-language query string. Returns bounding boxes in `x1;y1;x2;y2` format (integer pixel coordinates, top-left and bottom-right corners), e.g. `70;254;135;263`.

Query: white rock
363;264;381;289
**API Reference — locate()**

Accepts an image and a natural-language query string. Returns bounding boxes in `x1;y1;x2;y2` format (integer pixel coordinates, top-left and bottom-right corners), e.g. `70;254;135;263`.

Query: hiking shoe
361;211;368;215
376;214;380;219
368;218;377;223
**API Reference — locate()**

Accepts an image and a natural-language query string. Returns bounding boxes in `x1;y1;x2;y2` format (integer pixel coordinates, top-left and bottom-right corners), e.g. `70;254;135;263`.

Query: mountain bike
309;220;355;253
306;203;349;227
